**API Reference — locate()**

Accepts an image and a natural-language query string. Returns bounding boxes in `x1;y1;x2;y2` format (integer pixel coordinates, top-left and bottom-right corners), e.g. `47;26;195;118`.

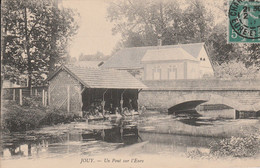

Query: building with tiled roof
45;65;146;115
102;43;214;80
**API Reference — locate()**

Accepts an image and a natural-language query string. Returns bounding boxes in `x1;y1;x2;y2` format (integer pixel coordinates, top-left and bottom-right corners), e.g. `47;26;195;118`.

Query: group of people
83;98;138;118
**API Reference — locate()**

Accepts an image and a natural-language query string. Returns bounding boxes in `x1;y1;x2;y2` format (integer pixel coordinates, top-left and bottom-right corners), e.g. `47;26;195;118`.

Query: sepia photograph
1;0;260;167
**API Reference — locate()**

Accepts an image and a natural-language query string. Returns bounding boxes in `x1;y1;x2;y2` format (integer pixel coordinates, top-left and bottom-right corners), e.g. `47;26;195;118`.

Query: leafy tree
107;0;213;48
214;60;260;79
78;51;109;61
205;22;240;66
107;0;260;72
2;0;79;93
243;44;260;68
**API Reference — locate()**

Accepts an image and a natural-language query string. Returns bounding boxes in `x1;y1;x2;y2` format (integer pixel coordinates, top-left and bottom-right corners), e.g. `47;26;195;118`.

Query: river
1;109;238;160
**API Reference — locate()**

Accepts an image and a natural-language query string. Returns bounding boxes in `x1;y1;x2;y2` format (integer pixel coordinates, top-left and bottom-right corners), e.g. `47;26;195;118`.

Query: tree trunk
49;0;58;74
1;24;7;91
24;7;32;96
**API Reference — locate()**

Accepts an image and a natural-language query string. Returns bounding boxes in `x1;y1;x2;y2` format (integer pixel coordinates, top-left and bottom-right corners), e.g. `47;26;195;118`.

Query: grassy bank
1;97;82;132
139;111;260;158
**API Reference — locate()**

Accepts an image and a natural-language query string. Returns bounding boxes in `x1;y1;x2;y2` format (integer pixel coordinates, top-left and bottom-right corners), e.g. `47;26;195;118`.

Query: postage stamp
228;0;260;43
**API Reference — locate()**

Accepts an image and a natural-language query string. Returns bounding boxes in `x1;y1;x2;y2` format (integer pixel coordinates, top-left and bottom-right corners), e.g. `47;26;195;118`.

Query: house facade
102;43;214;80
141;48;200;80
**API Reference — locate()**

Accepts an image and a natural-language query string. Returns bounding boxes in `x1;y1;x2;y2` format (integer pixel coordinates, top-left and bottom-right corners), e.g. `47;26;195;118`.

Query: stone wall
138;79;260;112
139;90;260;110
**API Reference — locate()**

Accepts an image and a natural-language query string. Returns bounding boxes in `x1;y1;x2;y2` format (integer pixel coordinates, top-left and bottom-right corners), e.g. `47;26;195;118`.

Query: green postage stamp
228;0;260;43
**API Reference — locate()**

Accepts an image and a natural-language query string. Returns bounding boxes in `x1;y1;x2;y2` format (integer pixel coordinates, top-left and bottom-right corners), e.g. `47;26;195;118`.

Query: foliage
242;44;260;68
210;135;260;157
107;0;260;73
2;99;46;132
78;51;110;61
40;108;81;125
214;60;260;79
2;0;79;88
107;0;213;48
2;99;81;132
205;22;241;65
186;134;260;159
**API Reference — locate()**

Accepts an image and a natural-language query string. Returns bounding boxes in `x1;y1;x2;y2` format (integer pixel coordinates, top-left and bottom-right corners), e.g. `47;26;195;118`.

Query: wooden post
101;101;105;116
35;89;38;96
67;85;70;113
120;90;125;113
120;99;123;113
19;89;22;105
79;87;83;117
48;88;50;106
42;89;45;106
13;89;15;101
102;89;108;116
45;91;47;106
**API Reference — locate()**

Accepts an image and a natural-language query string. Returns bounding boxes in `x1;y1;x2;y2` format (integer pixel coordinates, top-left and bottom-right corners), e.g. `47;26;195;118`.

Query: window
168;65;177;80
153;66;161;80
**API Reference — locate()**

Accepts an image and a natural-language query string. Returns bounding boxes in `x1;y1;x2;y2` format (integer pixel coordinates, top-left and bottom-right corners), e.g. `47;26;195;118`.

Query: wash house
45;65;146;116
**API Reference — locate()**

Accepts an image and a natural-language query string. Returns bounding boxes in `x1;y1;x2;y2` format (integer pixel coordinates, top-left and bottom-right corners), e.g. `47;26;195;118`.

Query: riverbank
1;110;260;167
139;111;260;138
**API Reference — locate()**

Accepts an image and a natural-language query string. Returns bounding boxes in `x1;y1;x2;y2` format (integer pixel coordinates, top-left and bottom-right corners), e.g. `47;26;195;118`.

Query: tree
2;0;79;93
107;0;213;48
107;0;260;78
214;60;260;79
243;44;260;68
205;22;240;66
78;51;109;61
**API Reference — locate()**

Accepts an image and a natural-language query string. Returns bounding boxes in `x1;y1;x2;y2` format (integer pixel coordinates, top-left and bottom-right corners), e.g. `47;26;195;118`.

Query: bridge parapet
142;79;260;90
139;88;260;111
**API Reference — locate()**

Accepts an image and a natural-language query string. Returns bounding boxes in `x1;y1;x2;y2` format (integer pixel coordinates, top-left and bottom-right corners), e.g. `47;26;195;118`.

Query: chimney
157;34;162;46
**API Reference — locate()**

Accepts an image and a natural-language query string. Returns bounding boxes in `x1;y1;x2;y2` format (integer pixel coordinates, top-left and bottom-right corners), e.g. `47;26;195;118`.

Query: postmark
228;0;260;43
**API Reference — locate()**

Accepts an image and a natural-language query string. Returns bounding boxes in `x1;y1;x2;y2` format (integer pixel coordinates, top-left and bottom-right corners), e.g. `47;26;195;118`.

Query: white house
102;43;214;80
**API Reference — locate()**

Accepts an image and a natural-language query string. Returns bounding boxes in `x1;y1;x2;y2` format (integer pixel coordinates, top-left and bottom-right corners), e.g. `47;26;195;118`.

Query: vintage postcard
1;0;260;168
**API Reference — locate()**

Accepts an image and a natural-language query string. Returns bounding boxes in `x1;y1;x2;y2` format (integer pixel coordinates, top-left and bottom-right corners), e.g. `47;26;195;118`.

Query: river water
1;110;232;160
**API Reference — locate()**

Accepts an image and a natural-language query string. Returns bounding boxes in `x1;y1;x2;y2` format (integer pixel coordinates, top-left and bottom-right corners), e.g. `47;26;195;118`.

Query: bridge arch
167;93;251;114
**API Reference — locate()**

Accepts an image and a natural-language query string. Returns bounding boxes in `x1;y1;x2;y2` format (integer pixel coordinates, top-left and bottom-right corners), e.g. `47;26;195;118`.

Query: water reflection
1;118;140;159
1;112;228;159
82;120;139;145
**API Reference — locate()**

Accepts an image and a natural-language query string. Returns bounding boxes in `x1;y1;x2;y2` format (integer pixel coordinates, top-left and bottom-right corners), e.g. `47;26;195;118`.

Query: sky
61;0;121;59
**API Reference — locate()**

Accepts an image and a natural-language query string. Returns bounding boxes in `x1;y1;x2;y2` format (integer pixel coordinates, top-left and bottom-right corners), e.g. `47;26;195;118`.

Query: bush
40;108;81;125
210;135;260;157
2;100;46;132
2;99;82;132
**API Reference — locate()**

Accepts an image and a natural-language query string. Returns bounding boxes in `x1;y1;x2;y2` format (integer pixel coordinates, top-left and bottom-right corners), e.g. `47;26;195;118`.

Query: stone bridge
138;79;260;113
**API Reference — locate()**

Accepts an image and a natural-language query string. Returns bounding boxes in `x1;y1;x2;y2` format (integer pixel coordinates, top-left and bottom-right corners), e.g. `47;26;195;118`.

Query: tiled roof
141;48;198;62
47;65;146;89
102;43;204;69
